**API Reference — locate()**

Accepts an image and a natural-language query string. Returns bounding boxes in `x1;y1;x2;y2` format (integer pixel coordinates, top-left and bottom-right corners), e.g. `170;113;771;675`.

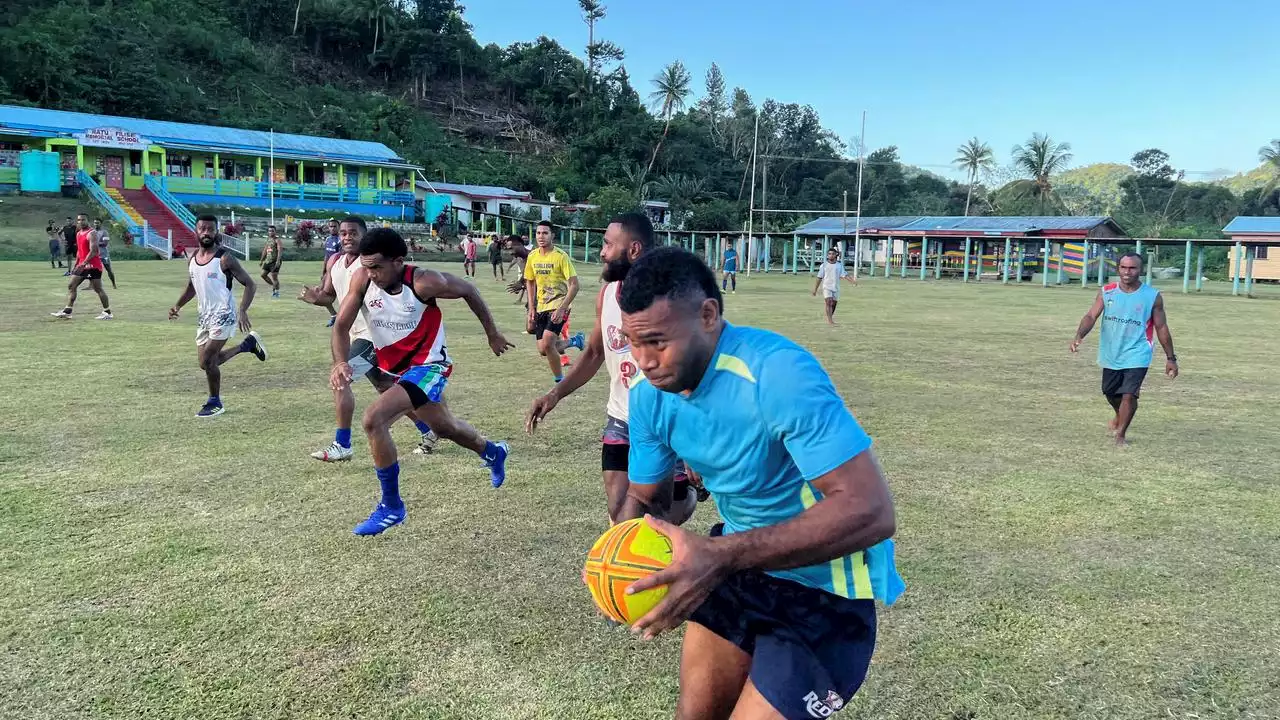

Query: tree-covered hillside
2;0;1278;236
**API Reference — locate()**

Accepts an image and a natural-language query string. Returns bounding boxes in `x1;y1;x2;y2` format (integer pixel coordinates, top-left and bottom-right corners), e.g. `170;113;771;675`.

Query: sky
462;0;1279;181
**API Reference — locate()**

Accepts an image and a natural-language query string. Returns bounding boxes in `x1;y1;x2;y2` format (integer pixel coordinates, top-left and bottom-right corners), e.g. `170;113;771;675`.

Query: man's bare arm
1072;291;1105;347
416;268;501;339
223;254;256;313
618;478;675;523
330;267;366;366
1152;294;1176;359
548;288;606;400
560;275;581;312
710;451;895;573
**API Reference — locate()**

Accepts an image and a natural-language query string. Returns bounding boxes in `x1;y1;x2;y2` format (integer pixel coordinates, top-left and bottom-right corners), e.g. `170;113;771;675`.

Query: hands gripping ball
584;518;672;625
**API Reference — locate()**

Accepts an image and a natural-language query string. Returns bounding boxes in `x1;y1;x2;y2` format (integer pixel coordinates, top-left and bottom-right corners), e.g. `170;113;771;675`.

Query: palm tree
1259;139;1280;199
1010;133;1074;213
954;138;995;216
642;61;693;184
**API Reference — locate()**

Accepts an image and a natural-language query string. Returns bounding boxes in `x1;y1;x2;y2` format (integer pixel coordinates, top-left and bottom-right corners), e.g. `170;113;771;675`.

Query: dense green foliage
2;0;1278;242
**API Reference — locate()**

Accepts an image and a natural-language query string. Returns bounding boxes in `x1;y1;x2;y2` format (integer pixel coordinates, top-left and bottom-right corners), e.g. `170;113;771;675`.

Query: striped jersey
361;265;447;374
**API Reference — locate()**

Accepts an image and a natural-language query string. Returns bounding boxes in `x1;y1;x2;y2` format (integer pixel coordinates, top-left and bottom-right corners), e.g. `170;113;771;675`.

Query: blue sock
208;395;221;406
554;375;563;383
335;428;352;448
375;463;402;509
412;419;432;435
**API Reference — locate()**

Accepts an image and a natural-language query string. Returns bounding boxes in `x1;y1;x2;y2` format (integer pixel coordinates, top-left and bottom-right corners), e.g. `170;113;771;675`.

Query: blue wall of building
171;193;418;221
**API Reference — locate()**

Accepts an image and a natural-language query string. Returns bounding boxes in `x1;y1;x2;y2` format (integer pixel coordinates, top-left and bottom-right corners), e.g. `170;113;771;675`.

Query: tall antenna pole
269;128;275;227
853;110;866;266
746;111;759;277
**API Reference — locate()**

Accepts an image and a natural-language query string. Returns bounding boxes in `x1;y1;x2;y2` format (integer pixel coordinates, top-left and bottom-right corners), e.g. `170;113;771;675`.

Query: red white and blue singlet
360;265;448;376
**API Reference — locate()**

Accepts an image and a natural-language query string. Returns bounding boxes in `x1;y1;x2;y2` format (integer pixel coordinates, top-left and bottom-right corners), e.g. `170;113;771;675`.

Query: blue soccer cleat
567;332;586;351
354;503;406;536
326;315;336;328
484;441;509;488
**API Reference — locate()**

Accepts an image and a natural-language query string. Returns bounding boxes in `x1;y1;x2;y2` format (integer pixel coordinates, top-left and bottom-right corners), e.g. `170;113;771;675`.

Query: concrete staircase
117;188;197;255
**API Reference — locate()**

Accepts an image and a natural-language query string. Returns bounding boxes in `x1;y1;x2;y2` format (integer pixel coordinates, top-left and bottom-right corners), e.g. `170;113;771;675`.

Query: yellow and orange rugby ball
584;518;673;625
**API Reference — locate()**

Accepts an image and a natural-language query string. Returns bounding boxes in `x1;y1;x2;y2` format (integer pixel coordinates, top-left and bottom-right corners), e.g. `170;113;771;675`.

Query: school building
0;104;420;253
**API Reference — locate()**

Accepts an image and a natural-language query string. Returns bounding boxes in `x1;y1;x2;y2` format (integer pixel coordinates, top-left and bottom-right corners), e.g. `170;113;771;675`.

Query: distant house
642;200;671;226
1223;216;1280;281
415;180;554;229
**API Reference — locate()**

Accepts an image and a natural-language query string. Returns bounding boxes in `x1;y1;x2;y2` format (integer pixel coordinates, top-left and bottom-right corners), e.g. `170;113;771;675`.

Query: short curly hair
619;246;723;315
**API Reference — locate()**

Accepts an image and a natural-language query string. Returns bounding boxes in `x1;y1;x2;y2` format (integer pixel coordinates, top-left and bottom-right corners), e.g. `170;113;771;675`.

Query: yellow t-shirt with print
523;246;577;312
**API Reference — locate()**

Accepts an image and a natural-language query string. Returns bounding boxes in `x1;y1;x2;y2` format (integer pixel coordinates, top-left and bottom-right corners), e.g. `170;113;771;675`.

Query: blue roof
1223;216;1280;234
0;104;415;168
416;180;531;199
794;215;1122;236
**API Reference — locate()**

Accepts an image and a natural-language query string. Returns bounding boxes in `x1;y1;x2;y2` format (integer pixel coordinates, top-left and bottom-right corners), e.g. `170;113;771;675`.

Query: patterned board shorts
195;310;237;346
398;363;452;409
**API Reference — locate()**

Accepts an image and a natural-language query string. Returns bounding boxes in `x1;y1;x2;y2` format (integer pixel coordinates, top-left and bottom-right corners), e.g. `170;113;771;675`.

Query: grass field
1;258;1278;720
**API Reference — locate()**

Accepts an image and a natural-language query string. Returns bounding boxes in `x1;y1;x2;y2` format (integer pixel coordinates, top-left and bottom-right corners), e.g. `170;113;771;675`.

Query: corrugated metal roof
416;180;531;199
794;215;1120;236
0;104;411;166
1223;216;1280;234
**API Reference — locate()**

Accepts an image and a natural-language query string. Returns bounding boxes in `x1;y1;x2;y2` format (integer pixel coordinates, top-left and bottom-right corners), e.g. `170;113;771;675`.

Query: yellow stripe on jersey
800;482;850;598
714;354;756;383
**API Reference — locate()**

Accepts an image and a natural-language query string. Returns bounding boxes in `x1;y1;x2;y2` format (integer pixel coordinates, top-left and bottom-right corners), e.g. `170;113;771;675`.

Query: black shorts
1102;367;1148;397
533;309;570;338
692;529;877;720
75;268;103;280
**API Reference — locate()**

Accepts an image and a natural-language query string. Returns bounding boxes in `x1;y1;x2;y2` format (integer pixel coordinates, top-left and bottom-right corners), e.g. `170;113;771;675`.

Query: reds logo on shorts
605;325;630;353
367;298;383;309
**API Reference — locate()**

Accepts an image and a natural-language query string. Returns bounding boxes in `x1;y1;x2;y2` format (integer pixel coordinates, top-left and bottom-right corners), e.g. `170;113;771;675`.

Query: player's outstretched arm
1152;294;1178;378
300;254;340;306
415;268;514;356
1070;290;1105;352
223;253;256;330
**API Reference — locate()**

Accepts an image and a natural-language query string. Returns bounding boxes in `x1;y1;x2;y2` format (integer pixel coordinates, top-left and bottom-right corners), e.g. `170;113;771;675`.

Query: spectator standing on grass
318;218;341;326
47;220;64;269
93;219;117;289
259;224;283;298
61;217;76;275
488;234;505;281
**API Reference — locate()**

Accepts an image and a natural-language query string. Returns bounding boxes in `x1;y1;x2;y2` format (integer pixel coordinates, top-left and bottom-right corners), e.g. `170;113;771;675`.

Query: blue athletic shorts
692;524;877;720
398;363;451;408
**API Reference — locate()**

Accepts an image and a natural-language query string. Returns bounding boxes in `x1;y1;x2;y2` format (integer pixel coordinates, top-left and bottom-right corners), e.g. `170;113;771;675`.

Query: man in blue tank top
614;247;903;720
1070;252;1178;446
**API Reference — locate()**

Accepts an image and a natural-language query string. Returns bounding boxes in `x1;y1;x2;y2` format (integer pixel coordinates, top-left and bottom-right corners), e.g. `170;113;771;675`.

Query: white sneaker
310;442;353;462
412;430;439;455
50;310;71;319
95;311;113;320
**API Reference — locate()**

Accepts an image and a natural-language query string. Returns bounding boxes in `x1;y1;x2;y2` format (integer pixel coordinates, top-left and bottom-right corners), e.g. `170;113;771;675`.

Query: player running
167;215;268;417
614;247;903;720
526;212;697;525
300;216;438;461
259;224;283;298
488;235;505;281
92;219;117;289
524;220;585;383
812;247;857;325
330;227;514;536
50;213;112;320
459;234;478;278
1070;252;1178;446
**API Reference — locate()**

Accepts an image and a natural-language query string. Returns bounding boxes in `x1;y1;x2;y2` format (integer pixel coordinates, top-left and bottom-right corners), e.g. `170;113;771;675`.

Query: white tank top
600;281;638;421
361;265;447;374
189;248;236;328
329;253;370;341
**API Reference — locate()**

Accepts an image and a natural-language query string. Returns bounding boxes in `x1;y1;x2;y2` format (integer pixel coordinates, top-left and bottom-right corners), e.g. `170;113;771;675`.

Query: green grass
0;195;161;262
1;259;1278;720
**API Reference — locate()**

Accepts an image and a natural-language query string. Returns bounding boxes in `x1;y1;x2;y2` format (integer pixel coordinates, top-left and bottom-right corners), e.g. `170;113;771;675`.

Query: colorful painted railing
77;170;171;257
144;175;198;230
154;176;415;206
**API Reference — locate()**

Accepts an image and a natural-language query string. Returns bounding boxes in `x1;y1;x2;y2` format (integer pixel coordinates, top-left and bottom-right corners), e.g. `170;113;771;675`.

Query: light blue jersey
722;249;738;273
1098;282;1159;370
628;323;904;604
